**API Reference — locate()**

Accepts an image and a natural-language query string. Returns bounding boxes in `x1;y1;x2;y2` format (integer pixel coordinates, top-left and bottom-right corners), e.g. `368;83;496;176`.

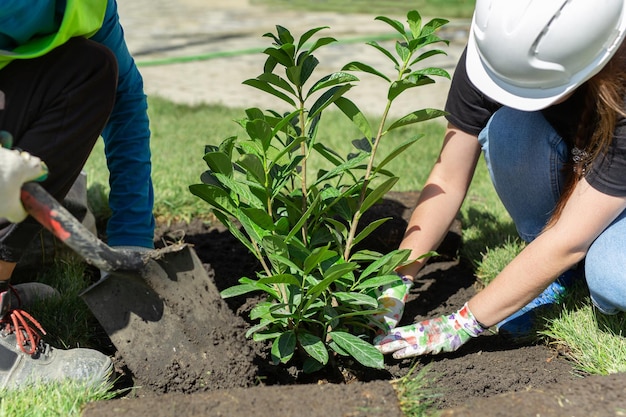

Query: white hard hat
466;0;626;111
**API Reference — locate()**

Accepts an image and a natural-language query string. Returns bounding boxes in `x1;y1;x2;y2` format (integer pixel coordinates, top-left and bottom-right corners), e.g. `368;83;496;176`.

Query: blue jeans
478;107;626;314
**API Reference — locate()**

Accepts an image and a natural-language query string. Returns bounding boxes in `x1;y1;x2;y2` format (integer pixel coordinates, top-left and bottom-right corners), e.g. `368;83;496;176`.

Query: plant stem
252;239;272;276
342;45;413;260
343;99;392;260
298;103;309;243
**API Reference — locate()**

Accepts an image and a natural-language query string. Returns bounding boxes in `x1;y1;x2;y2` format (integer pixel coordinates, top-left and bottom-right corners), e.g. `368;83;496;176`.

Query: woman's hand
374;303;484;359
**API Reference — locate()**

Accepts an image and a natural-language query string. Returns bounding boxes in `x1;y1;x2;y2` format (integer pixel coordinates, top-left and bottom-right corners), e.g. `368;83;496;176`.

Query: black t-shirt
445;48;626;197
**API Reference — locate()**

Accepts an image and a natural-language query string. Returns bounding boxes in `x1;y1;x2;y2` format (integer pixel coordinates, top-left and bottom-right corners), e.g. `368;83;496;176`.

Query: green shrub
191;10;449;372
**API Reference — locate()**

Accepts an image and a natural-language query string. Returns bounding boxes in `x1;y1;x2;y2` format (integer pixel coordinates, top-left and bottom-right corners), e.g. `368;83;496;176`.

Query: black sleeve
444;47;502;136
585;119;626;196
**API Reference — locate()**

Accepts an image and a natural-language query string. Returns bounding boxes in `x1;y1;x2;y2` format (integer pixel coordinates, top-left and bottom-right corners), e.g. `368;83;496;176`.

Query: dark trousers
0;37;118;262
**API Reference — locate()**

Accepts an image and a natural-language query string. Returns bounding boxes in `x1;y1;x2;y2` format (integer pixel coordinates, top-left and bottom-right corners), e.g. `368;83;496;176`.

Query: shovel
20;182;248;391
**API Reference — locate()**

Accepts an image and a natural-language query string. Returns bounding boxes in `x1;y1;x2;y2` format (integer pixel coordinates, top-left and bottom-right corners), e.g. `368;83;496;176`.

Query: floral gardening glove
370;274;413;334
374;303;484;359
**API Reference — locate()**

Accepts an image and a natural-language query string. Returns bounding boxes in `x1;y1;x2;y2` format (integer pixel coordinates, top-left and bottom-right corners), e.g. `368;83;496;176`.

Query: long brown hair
546;41;626;227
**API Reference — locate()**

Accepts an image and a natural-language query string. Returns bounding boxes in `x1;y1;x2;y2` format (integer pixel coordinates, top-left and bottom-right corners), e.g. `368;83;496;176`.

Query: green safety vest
0;0;107;70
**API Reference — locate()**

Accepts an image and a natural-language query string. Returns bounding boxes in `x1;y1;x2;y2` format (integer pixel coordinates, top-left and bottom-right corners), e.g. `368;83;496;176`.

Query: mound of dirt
84;191;626;416
150;193;572;400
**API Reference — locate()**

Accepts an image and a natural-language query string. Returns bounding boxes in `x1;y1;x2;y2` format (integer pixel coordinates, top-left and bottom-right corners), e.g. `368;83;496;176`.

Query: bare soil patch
82;191;626;416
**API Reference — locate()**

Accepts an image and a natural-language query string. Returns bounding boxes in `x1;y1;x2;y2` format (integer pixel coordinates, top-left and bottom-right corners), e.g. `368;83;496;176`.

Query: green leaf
262;235;292;272
332;292;378;307
263;45;294;67
407;10;422;39
241;207;275;230
286;193;322;241
265;253;303;276
210;211;257;256
374;16;406;38
328;340;348;356
387;78;434;101
303;246;337;275
238;210;271;243
276;25;295;45
395;41;410;63
199;170;222;187
245;322;268;338
325;218;348;238
341;61;390;83
307;262;358;300
258;274;301;286
352;137;372;153
411;67;450;80
215;174;264;208
309;84;353;120
314;152;368;184
334;96;372;140
297;332;329;365
238;140;263;157
422;18;449;36
237;154;266;184
243;78;296;107
409;49;447;66
354;274;404;291
269;109;300;138
220;284;259;299
298;54;319;86
188;184;237;216
252;329;283;342
236;277;281;300
274;216;290;234
257;72;296;96
302;357;325;374
271;331;297;364
386;109;447;132
312;142;344;166
307;72;359;97
270;156;305;198
365;41;398;67
245;107;265;121
360;177;399;213
358;249;412;280
375;136;421;173
349;249;384;262
263;55;278;74
307;36;337;54
250;301;273;320
329;331;384;369
408;35;447;52
296;26;329;50
203;152;233;177
352;217;390;247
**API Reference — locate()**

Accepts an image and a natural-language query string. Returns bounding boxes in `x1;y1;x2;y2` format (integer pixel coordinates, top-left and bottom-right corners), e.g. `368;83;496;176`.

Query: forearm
397;125;481;278
468;230;584;326
469;178;626;326
397;182;467;277
92;0;155;247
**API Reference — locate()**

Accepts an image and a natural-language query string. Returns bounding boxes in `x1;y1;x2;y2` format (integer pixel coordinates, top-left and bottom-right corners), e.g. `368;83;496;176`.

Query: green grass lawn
26;95;626;417
15;0;626;413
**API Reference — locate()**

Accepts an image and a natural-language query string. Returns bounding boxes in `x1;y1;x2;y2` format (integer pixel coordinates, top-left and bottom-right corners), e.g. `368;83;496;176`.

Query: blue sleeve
90;0;155;248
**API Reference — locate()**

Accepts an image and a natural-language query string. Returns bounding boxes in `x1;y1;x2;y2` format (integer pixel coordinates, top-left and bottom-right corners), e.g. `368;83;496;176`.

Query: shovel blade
81;245;236;391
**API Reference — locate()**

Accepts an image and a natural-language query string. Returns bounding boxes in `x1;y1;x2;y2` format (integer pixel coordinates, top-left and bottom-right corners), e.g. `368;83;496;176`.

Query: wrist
456;303;485;337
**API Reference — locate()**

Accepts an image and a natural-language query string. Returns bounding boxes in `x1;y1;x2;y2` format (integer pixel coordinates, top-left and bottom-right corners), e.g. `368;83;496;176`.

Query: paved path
117;0;470;117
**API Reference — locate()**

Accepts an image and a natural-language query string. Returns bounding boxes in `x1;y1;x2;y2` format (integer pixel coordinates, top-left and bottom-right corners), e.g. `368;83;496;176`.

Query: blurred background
116;0;474;115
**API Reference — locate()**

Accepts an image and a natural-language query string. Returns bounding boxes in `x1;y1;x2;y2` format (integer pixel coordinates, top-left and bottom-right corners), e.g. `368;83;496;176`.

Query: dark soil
84;191;626;416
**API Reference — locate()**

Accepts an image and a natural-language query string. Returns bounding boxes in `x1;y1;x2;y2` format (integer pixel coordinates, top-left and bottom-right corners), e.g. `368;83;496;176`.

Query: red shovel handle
20;182;145;273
